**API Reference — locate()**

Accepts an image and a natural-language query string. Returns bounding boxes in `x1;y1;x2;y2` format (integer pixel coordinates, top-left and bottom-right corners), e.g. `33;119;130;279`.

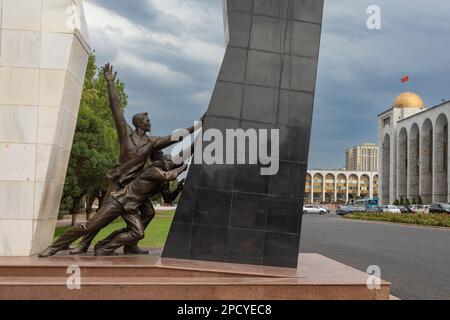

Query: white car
382;205;401;214
303;205;327;215
409;205;427;213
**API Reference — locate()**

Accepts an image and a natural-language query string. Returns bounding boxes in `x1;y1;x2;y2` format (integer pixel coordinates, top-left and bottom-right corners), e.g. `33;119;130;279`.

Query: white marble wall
379;99;450;205
0;0;90;256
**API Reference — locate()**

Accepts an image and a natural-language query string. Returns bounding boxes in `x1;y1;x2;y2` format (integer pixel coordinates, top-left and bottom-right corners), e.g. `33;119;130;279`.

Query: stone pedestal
0;250;392;300
0;0;90;256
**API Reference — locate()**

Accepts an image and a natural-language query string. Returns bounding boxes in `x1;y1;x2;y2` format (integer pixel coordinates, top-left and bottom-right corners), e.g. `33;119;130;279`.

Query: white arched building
305;170;378;204
378;92;450;205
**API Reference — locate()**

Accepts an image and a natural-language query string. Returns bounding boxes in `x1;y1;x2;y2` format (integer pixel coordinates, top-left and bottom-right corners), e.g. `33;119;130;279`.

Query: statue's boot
92;228;124;253
69;246;89;255
94;249;119;256
123;244;149;255
121;209;153;255
94;241;102;252
38;247;59;258
70;232;97;255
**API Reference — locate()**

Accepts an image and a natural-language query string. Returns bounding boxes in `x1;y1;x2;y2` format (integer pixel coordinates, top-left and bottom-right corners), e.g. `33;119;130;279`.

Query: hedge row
343;212;450;227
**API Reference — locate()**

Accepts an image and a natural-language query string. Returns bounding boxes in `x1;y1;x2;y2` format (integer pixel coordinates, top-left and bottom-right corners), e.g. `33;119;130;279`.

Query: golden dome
392;92;425;109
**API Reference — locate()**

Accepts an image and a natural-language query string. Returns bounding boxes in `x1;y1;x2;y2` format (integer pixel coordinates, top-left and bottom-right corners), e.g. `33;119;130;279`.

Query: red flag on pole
401;75;409;83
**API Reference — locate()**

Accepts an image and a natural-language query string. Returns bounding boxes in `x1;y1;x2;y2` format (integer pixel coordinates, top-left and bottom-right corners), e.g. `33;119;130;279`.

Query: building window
383;117;391;127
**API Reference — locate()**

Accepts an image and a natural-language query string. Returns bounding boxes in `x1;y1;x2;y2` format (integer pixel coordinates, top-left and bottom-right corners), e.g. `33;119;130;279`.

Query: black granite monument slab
162;0;324;268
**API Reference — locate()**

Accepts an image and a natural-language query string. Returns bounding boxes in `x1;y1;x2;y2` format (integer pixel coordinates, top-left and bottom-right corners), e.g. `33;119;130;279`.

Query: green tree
62;53;128;225
418;196;423;205
393;199;400;206
405;198;411;206
399;197;404;206
412;197;417;205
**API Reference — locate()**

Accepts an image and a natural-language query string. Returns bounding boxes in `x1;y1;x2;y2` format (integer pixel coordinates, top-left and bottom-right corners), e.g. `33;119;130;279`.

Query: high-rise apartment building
346;143;378;172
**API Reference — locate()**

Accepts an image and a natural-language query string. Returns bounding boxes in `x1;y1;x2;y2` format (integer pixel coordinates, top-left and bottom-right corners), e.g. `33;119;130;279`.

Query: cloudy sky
83;0;450;169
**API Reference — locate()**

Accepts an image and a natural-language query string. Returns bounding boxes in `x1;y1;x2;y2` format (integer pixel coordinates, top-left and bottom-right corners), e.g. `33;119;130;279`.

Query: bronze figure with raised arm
39;63;203;257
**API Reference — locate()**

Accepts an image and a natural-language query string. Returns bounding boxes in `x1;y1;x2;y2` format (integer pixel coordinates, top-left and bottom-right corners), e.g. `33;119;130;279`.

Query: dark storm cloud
84;0;224;138
90;0;159;27
309;0;450;168
84;0;450;169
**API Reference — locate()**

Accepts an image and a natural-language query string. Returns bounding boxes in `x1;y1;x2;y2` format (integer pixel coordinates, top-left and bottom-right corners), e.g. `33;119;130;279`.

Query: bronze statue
68;63;199;255
39;158;187;257
93;169;186;254
95;157;187;255
38;64;201;258
85;142;197;255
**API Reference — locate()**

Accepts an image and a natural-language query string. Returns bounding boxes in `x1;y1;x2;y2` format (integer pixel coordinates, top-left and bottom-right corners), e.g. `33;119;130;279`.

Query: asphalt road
299;212;450;300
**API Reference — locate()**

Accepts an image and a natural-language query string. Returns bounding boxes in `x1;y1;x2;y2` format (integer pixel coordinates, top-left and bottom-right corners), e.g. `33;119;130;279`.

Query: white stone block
0;220;33;256
0;0;3;29
0;143;36;181
0;181;35;220
42;0;74;33
70;0;89;44
37;107;77;148
73;0;82;10
31;219;57;254
0;68;39;106
54;109;77;149
38;69;67;107
71;1;89;44
68;37;89;83
78;12;90;45
34;182;63;220
61;72;83;116
1;0;42;31
37;106;59;145
38;107;60;128
35;144;70;184
0;105;38;143
36;126;56;146
0;30;41;68
40;32;74;69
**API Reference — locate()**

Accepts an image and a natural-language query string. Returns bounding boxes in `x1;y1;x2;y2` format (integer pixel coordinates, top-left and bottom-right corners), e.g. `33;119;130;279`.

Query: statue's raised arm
104;63;130;143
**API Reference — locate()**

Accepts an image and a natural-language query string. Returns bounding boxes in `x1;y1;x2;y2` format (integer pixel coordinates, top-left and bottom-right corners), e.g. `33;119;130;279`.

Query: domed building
378;92;450;205
392;92;425;109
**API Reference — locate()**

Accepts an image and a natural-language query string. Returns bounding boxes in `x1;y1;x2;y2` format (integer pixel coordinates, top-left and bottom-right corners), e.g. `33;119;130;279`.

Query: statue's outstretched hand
104;63;117;82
